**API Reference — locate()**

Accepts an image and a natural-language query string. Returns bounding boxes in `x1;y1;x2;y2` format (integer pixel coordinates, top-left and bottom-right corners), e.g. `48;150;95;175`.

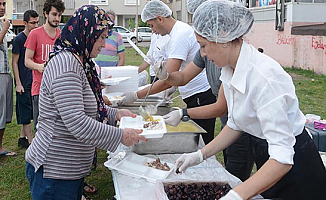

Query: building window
176;10;181;21
124;0;140;5
89;0;108;5
63;0;75;9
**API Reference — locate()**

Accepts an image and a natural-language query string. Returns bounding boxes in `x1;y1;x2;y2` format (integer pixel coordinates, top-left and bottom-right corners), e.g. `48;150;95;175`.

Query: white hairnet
187;0;209;14
141;0;172;22
193;0;254;43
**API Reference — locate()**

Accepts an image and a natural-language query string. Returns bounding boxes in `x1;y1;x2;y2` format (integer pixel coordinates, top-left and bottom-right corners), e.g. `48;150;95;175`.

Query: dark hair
43;0;65;14
23;10;39;22
258;48;264;53
106;10;115;17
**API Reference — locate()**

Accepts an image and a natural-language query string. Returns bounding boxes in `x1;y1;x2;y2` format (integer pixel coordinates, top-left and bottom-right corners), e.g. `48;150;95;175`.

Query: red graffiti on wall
276;34;295;46
311;37;326;55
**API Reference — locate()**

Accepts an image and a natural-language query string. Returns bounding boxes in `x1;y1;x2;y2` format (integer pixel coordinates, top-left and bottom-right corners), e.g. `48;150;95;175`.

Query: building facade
9;0;326;74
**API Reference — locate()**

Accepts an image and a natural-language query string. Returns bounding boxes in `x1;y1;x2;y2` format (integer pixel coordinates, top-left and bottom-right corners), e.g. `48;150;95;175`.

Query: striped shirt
25;51;123;180
94;31;125;67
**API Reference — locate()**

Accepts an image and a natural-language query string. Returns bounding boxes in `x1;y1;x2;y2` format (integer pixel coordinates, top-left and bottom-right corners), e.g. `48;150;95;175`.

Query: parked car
6;29;16;47
133;27;152;42
58;23;65;30
112;26;142;43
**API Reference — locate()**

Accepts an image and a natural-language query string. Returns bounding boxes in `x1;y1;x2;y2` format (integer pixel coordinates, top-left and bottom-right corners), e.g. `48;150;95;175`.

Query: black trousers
183;89;216;144
224;133;269;182
261;128;326;200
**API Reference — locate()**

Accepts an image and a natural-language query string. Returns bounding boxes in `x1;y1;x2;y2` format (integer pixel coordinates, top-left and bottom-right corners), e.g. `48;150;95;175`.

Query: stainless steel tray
121;96;170;107
118;106;172;116
131;120;207;155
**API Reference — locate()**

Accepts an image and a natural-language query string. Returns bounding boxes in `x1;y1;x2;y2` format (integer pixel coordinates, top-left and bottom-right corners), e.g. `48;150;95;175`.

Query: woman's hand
121;128;147;146
119;92;138;105
174;150;204;173
116;109;136;121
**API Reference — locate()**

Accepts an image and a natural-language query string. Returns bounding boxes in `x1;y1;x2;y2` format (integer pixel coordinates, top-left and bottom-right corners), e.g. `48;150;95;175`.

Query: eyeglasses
0;2;6;6
28;21;39;25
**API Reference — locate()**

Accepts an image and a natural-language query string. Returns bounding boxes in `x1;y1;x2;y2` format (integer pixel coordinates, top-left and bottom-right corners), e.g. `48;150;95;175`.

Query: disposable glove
152;57;168;80
174;150;204;173
220;190;243;200
163;86;177;101
163;109;182;127
119;92;138;105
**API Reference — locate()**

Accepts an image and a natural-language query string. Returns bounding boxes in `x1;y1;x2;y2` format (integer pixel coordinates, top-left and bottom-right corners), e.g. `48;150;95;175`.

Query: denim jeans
26;162;84;200
223;132;269;182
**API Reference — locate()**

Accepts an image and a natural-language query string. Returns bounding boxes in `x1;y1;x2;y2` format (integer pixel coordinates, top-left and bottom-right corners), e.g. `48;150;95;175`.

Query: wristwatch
181;108;190;122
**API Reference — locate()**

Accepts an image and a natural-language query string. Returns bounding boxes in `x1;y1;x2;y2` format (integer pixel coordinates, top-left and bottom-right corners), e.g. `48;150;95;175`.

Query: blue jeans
223;132;269;182
26;162;84;200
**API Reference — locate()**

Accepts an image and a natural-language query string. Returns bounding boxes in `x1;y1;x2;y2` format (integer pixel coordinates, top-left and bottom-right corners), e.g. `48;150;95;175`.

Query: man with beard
25;0;65;132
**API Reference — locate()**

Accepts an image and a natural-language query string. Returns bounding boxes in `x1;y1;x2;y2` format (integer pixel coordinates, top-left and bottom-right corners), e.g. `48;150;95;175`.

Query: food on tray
166;122;200;132
164;182;231;200
145;158;170;171
143;118;163;130
143;120;161;129
113;95;123;100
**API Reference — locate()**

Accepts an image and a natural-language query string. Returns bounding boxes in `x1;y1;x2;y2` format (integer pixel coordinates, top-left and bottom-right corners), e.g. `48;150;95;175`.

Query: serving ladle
139;58;164;121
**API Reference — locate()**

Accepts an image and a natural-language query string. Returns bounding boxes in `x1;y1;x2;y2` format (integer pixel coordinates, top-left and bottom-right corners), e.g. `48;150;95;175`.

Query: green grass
1;48;325;200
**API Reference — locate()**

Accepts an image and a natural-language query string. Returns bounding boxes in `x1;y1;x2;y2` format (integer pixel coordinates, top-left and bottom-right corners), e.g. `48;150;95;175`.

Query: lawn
0;46;325;200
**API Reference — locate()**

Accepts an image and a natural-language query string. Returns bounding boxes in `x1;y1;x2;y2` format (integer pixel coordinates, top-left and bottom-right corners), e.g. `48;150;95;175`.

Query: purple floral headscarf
49;5;114;124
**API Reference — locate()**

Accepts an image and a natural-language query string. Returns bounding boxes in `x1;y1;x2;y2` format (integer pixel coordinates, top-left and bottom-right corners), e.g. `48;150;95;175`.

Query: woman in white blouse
155;1;326;200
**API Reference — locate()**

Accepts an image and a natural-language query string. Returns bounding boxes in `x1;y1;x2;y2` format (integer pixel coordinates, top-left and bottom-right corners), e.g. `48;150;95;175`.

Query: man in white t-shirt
120;0;216;144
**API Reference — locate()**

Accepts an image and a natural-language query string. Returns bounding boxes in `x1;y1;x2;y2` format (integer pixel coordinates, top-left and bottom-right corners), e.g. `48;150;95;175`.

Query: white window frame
124;0;140;6
89;0;109;5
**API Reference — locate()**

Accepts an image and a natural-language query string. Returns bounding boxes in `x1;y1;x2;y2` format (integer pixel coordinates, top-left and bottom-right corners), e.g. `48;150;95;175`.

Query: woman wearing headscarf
154;1;326;200
25;5;147;199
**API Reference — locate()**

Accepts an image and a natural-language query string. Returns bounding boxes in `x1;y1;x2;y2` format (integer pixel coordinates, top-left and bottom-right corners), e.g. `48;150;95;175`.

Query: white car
6;29;16;47
112;26;142;43
133;27;152;42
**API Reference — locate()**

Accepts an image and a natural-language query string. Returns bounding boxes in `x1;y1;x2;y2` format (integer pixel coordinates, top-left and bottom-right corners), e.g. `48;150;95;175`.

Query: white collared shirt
220;41;306;165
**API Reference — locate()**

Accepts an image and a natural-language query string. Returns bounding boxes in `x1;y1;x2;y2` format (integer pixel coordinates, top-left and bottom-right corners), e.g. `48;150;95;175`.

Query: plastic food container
120;116;167;139
104;152;174;183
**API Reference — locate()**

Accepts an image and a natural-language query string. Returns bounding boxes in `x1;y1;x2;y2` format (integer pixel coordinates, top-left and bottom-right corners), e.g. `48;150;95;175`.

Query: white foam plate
104;152;174;183
119;116;167;139
101;77;131;86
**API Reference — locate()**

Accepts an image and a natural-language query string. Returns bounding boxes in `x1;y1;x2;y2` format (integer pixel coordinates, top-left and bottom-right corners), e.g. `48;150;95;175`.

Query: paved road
124;41;150;48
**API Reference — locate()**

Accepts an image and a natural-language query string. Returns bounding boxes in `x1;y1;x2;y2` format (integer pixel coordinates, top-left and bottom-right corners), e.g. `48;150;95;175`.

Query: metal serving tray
122;97;170;107
131;120;207;155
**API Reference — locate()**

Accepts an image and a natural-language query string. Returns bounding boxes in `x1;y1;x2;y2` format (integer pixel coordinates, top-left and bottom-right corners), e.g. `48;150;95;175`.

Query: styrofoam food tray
119;116;167;139
101;77;130;86
104;152;174;183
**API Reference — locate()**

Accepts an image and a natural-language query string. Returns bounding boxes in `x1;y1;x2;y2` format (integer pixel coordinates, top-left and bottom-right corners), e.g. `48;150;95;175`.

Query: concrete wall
245;22;326;74
247;3;326;75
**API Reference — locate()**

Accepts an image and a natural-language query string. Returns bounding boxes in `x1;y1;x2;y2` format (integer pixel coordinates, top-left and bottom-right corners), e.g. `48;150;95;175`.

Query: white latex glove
119;92;138;105
163;109;182;127
152;58;168;80
220;190;243;200
174;150;204;173
163;86;177;101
